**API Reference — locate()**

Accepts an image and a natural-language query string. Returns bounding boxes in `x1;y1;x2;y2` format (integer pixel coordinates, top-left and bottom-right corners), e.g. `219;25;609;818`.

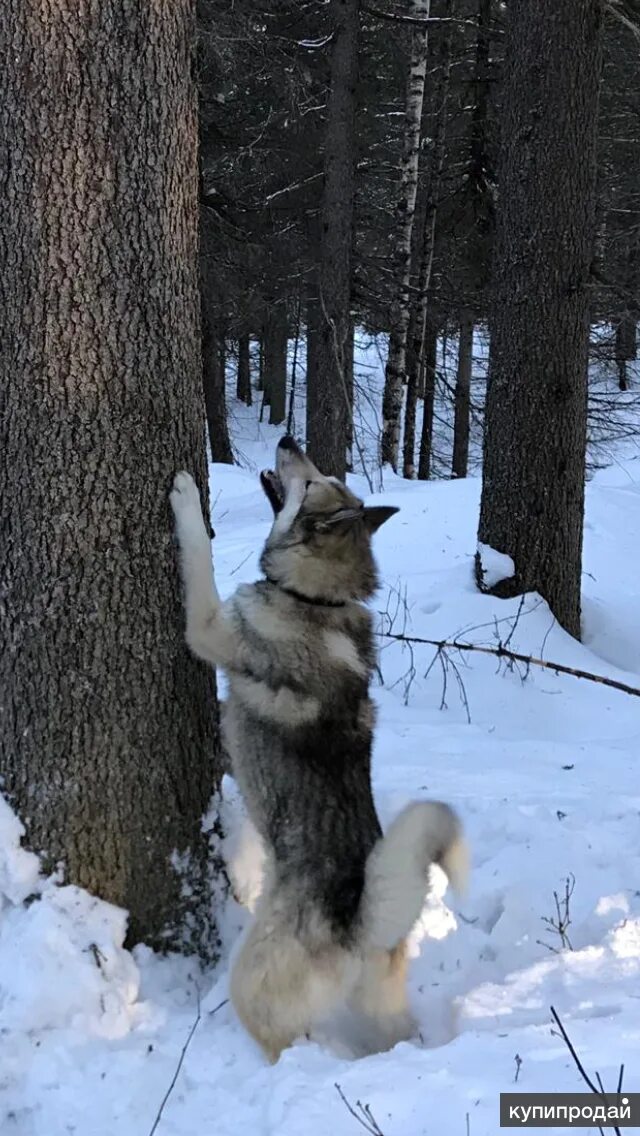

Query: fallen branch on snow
377;631;640;699
335;1083;386;1136
550;1006;625;1136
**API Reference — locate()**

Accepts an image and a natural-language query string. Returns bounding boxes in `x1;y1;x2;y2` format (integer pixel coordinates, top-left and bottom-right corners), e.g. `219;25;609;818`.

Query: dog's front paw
171;470;200;513
170;471;207;544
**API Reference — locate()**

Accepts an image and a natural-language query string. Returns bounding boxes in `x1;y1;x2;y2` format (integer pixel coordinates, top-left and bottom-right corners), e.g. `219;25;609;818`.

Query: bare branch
550;1006;623;1136
147;995;227;1136
378;631;640;699
335;1084;386;1136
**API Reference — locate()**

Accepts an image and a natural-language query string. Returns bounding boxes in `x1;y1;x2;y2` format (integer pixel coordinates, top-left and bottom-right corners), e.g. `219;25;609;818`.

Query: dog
170;435;468;1062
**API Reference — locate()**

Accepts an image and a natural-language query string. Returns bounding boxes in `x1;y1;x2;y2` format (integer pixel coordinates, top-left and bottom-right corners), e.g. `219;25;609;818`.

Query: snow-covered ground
2;349;640;1135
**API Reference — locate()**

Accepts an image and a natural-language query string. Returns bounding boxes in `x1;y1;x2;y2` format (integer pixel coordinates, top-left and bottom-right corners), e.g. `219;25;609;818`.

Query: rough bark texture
201;261;234;464
236;335;252;405
0;0;222;951
417;318;439;479
476;0;603;639
306;0;360;480
451;310;474;478
381;0;431;472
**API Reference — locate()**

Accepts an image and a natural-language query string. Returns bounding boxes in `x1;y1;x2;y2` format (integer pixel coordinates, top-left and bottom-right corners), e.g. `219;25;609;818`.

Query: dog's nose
278;435;301;454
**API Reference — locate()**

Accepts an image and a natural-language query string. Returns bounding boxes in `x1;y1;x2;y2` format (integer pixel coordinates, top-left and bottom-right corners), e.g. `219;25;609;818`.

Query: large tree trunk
306;0;360;480
381;0;431;472
451;310;474;478
476;0;603;639
0;0;222;952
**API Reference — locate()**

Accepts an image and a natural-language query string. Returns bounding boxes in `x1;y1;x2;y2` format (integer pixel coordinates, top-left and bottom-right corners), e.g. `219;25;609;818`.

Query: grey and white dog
170;435;467;1062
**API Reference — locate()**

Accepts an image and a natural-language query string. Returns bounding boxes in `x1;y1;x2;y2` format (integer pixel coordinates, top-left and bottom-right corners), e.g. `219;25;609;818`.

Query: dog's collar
264;576;346;609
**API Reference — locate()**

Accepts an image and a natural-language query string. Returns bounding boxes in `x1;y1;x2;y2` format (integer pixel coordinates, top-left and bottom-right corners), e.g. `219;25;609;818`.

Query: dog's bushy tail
362;801;468;951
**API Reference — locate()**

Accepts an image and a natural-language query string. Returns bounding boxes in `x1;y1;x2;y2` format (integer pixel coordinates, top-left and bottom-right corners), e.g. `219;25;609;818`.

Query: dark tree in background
476;0;604;639
0;0;222;950
307;0;361;479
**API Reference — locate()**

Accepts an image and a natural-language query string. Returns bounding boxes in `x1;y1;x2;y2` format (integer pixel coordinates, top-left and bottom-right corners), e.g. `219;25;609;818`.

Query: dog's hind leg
229;915;345;1063
348;941;417;1054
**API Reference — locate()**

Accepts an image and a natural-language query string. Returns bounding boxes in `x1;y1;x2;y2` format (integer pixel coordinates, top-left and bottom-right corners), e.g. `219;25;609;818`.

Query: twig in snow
550;1006;624;1136
147;993;227;1136
335;1084;386;1136
537;874;575;953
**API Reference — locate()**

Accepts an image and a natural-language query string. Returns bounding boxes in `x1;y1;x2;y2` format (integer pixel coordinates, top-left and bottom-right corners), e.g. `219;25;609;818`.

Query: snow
2;342;640;1135
476;542;515;589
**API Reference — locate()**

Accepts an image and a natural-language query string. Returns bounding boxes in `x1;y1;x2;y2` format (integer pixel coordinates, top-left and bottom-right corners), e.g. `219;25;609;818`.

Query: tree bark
236;334;252;405
417;317;439;479
306;0;360;480
0;0;222;950
381;0;431;472
476;0;603;639
451;310;474;478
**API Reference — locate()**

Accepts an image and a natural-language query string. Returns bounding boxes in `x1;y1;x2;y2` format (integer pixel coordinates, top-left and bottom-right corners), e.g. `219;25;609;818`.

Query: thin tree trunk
469;0;492;225
417;318;439;478
0;0;222;950
257;336;265;392
265;305;288;426
403;3;453;479
381;0;431;471
476;0;604;639
615;225;639;391
615;315;636;391
306;285;320;442
306;0;360;480
287;294;303;435
451;310;474;478
345;317;355;471
219;327;226;393
201;266;234;464
237;334;252;405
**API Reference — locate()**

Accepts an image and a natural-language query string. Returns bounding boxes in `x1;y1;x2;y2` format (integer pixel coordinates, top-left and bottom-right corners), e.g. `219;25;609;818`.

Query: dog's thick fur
171;436;467;1062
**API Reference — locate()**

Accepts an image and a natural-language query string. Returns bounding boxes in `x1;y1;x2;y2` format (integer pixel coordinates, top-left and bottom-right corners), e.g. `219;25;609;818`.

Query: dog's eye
305;480;313;490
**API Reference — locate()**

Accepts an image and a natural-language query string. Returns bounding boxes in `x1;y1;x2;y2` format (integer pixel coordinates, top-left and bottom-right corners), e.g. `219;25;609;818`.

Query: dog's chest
223;586;375;733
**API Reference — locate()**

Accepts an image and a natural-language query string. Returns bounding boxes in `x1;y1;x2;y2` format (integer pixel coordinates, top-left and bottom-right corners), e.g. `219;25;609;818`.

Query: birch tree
403;3;453;478
381;0;431;471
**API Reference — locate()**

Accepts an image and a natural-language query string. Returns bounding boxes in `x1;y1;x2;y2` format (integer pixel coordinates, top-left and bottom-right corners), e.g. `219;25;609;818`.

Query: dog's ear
362;505;399;533
304;508;362;535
